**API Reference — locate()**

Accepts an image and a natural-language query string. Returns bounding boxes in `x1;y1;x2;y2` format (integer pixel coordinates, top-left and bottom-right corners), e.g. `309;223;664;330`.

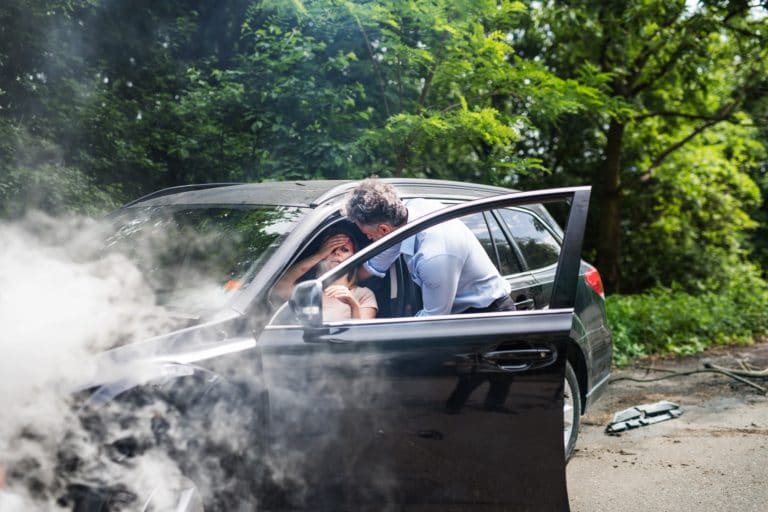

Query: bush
606;266;768;366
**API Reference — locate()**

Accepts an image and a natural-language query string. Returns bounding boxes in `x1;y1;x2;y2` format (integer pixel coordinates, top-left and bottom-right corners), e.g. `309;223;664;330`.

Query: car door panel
506;271;539;309
257;187;590;511
531;263;557;306
259;316;571;511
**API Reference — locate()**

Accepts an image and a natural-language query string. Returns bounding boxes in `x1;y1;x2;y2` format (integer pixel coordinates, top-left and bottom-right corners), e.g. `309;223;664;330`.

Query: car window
497;208;561;269
460;212;498;265
318;208;521;321
460;212;523;276
267;191;590;328
105;205;306;315
267;219;374;324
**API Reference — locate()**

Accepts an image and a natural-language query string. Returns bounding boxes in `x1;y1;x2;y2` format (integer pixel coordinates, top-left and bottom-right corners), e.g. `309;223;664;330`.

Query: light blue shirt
364;198;512;316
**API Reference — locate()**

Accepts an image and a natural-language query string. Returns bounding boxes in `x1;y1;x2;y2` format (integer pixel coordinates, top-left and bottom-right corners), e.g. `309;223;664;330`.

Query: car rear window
497;208;561;269
460;212;522;276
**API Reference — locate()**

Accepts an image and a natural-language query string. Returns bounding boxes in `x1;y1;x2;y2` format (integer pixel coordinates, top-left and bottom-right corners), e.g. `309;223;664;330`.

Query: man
343;177;515;316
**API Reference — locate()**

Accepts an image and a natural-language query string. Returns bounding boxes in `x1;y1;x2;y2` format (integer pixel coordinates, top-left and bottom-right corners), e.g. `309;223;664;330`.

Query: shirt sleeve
363;243;402;278
355;287;378;311
414;254;462;316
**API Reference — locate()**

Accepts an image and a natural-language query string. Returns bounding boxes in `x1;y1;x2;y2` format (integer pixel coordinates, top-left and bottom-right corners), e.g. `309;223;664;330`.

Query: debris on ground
605;400;683;434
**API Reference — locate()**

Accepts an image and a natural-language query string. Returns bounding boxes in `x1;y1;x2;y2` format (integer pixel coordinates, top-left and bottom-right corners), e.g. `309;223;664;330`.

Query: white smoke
0;211;176;509
0;211;401;511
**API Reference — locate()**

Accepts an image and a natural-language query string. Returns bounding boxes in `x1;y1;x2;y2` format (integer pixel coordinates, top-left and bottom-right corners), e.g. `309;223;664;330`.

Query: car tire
564;360;581;461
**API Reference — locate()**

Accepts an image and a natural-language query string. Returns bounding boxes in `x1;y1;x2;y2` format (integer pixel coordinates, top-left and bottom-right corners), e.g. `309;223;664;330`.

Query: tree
2;0;608;210
213;0;608;183
67;0;252;196
511;0;768;292
0;0;117;216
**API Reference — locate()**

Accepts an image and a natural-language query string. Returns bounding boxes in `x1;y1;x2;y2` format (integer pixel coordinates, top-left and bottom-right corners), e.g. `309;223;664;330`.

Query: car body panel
258;316;572;511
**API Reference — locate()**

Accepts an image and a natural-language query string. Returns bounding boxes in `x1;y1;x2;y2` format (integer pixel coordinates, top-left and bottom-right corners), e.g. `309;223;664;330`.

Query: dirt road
567;340;768;512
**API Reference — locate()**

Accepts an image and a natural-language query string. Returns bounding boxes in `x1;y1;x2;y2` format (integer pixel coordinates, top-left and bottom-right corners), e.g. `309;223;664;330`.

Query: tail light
584;266;605;298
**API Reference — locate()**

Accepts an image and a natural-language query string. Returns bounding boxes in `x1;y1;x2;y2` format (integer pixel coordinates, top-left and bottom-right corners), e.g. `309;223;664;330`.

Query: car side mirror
289;280;323;327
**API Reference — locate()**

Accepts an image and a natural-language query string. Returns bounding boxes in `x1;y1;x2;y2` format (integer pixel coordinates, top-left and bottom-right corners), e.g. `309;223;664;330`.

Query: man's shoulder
404;197;445;221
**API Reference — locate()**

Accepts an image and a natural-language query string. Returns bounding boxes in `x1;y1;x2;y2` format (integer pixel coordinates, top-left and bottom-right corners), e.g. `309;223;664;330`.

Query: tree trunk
595;119;624;294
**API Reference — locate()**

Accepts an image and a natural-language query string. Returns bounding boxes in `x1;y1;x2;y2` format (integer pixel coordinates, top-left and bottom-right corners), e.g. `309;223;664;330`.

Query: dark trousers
461;294;516;314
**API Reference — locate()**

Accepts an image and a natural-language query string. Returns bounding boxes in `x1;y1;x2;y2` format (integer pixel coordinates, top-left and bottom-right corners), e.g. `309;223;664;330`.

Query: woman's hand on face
318;234;351;258
324;284;357;306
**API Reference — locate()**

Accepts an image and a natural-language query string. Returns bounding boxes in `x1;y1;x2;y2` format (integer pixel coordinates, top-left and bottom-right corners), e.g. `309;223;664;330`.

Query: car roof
121;179;517;209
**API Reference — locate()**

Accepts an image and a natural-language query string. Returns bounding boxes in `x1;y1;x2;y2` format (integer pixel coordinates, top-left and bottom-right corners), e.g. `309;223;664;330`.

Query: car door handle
481;348;556;372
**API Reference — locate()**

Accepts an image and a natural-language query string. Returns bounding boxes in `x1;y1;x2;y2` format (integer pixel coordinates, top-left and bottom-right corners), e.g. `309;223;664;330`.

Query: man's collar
400;234;416;256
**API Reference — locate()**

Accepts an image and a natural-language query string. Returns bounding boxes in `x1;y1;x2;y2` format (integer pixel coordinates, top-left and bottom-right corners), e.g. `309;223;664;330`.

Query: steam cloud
0;211;404;512
0;212;178;510
0;211;341;511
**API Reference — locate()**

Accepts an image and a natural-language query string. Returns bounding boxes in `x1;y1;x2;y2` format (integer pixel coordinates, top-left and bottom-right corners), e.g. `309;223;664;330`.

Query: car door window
319;202;564;321
460;212;522;276
498;208;561;269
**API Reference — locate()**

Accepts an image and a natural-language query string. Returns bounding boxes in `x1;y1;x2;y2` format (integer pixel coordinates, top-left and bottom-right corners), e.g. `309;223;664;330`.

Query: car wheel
563;360;581;461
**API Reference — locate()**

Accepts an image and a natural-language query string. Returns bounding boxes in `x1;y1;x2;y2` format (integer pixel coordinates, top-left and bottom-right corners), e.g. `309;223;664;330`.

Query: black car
66;179;612;511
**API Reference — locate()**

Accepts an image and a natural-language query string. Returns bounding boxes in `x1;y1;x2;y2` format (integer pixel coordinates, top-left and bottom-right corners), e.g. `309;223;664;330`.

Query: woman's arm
272;234;350;300
325;285;378;320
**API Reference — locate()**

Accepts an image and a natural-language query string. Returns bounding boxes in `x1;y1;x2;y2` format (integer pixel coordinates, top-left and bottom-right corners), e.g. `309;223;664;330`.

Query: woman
273;229;378;320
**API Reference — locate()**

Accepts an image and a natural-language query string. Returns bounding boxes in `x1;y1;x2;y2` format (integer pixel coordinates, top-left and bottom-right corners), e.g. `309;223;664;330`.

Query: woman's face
321;236;355;270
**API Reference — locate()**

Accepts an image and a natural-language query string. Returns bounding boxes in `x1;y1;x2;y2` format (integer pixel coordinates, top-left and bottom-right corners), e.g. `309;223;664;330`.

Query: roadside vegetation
607;271;768;366
1;0;766;365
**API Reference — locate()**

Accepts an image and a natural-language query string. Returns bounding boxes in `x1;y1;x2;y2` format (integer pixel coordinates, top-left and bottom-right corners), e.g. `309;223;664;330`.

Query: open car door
257;187;590;511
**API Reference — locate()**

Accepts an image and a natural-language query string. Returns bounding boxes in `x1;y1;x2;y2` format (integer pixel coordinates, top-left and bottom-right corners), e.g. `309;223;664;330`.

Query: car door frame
301;186;590;318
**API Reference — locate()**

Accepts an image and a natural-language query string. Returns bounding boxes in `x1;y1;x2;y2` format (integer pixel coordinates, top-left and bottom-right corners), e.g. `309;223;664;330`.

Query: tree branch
627;10;688;85
346;5;391;118
633;110;737;123
630;39;693;96
394;30;448;176
638;100;741;182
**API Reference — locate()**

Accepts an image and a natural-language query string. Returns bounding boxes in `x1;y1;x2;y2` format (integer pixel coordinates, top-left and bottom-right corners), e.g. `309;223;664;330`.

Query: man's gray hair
343;178;408;227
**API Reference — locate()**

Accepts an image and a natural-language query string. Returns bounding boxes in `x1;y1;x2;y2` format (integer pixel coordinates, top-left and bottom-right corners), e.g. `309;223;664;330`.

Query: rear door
495;206;565;307
459;211;538;310
257;187;590;511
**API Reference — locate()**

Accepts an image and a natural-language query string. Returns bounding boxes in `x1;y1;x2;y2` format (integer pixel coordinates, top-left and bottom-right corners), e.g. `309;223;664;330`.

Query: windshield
105;205;306;316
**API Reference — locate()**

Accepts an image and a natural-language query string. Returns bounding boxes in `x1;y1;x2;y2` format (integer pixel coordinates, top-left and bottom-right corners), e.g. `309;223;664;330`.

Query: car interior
266;203;562;324
266;216;424;324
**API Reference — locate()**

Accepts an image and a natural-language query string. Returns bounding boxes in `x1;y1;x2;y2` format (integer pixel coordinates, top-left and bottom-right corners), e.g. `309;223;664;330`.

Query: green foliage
0;0;612;200
225;0;611;182
622;119;764;292
0;125;119;218
2;0;768;367
511;0;768;295
607;267;768;366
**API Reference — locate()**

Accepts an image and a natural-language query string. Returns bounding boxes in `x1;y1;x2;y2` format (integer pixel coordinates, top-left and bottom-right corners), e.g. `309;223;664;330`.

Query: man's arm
357;265;373;281
361;243;402;279
414;254;462;316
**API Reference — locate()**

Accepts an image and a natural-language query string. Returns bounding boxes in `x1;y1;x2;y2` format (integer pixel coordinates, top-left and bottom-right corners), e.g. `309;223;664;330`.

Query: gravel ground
567;340;768;512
